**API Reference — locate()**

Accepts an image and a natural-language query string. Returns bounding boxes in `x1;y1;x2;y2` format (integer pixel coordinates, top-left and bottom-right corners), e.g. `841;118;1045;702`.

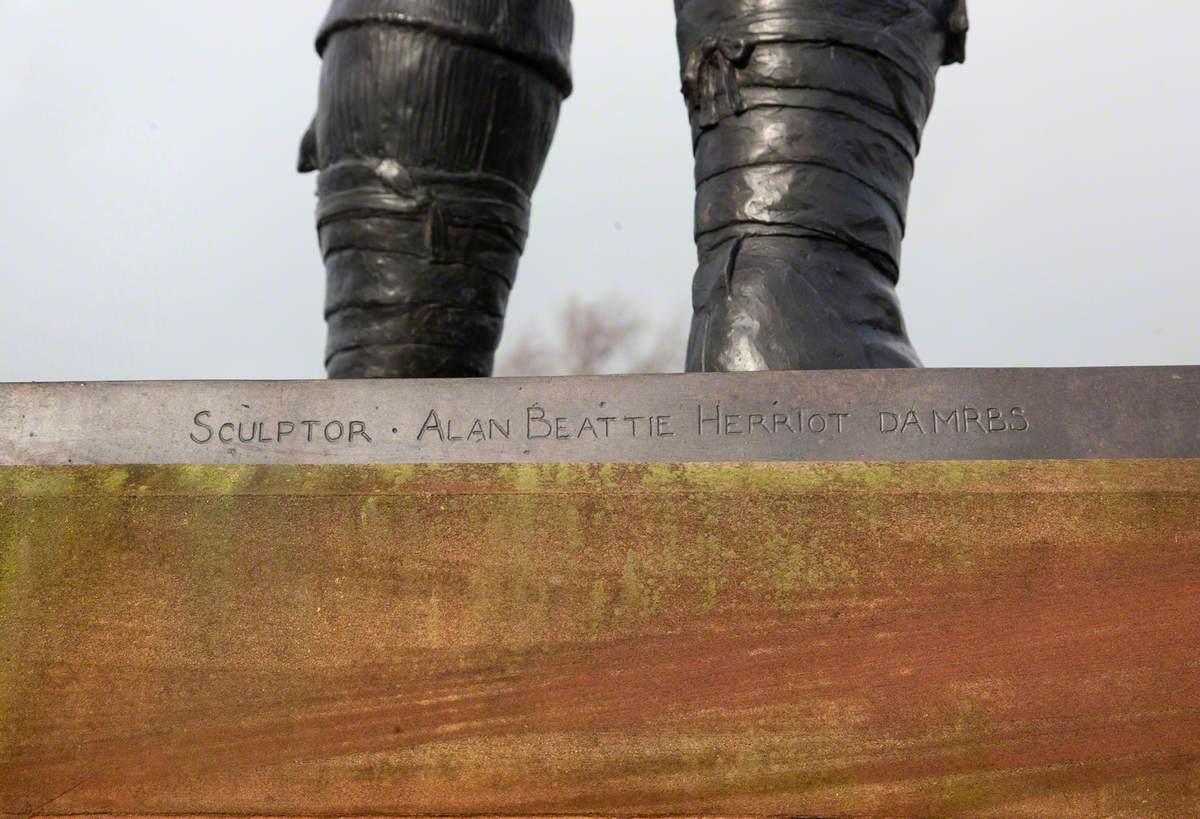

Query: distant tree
496;295;684;376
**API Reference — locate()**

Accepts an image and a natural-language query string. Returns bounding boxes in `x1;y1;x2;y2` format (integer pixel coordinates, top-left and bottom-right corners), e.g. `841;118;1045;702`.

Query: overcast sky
1;1;1197;381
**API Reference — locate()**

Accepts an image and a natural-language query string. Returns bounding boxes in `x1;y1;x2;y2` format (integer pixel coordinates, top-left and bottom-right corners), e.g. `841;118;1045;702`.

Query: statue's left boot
676;0;968;371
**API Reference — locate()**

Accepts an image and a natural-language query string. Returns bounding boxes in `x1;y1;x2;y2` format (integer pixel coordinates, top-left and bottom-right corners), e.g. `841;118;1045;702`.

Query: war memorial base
1;368;1198;817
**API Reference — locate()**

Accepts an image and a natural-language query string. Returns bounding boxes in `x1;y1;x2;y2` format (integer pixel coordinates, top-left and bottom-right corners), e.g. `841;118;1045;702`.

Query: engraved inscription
418;409;511;442
186;399;1032;452
525;406;675;441
190;411;373;446
12;369;1197;467
697;403;850;437
878;406;1029;435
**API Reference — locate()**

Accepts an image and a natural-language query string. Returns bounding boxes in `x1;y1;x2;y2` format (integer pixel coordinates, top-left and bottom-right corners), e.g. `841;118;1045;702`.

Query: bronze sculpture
299;0;573;378
301;0;967;378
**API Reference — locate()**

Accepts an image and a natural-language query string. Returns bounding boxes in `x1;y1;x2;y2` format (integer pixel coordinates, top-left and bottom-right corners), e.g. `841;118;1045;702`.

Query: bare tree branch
497;295;685;376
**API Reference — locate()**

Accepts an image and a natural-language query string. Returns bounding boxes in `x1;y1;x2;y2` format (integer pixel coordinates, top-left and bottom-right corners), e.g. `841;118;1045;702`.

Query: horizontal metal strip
320;218;525;272
695;163;904;271
3;369;1197;464
734;39;933;138
696;225;899;286
324;250;512;319
326;303;504;359
698;158;909;234
325;342;493;379
722;88;922;156
695;105;914;190
316;191;529;241
318;161;532;211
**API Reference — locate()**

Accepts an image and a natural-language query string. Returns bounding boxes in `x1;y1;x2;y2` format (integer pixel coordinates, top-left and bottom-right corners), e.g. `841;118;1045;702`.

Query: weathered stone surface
2;460;1198;817
2;367;1198;465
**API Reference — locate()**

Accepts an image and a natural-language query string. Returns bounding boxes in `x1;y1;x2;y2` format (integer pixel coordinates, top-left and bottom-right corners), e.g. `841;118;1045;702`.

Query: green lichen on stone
774;537;860;599
97;467;131;494
616;549;652;622
165;464;247;496
0;467;81;498
586;577;610;638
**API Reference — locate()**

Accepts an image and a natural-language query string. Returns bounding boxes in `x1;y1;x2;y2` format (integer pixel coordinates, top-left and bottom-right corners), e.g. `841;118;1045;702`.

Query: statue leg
301;0;574;378
675;0;967;371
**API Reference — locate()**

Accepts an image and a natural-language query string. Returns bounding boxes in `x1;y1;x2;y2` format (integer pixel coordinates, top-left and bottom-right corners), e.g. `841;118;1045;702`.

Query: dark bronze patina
677;0;967;371
301;0;967;378
300;0;574;378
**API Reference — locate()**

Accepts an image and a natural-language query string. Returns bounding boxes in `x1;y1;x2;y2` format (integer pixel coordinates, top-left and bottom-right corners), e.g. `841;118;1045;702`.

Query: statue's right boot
301;0;574;378
676;0;967;371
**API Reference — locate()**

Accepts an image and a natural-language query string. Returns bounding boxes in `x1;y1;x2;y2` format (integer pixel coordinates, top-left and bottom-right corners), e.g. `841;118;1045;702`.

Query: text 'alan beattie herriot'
190;402;1030;448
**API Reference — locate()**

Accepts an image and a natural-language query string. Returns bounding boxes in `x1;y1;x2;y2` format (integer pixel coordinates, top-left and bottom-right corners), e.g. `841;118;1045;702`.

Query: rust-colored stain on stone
1;461;1198;817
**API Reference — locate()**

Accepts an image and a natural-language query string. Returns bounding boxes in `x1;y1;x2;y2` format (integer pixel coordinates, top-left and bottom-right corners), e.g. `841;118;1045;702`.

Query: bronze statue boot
676;0;967;371
301;0;573;378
